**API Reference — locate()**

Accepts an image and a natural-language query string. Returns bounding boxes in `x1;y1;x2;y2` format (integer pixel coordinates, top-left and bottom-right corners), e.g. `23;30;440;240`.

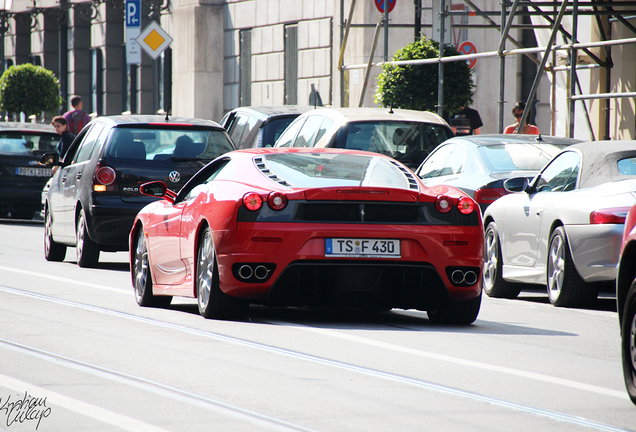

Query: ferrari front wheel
197;227;247;320
621;279;636;405
483;222;520;299
133;229;171;308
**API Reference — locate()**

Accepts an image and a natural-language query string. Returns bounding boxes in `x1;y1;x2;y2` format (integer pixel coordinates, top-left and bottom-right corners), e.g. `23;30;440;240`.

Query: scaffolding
339;0;636;139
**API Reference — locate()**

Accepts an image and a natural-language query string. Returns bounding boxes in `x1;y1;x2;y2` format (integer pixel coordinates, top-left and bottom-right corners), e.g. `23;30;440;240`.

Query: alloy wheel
547;233;565;301
198;230;214;311
134;233;149;302
631;313;636;373
483;228;498;291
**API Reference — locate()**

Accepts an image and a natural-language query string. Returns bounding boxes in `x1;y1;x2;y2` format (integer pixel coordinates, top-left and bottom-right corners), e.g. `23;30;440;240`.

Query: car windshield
337;121;452;169
262;152;412;190
0;131;58;155
105;127;235;163
478;143;566;171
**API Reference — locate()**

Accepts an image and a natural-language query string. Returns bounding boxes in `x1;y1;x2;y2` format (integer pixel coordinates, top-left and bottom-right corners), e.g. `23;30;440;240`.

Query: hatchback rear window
104;127;234;164
337;121;451;154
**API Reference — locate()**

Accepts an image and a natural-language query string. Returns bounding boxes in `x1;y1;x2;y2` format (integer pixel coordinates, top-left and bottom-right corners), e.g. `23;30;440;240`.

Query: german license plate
15;167;51;177
325;238;401;258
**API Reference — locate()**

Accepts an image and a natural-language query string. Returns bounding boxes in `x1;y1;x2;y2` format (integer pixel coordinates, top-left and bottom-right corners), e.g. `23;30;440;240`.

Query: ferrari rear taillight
457;196;476;215
590;207;630;224
268;191;287;210
474;187;507;204
243;192;263;211
435;195;453;213
93;165;116;192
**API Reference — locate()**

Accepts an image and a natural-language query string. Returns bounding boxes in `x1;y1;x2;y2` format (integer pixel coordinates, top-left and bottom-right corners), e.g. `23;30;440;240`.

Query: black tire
132;229;172;307
546;226;597;307
44;207;66;262
197;227;247;320
76;211;100;268
482;222;521;299
621;279;636;405
427;293;482;325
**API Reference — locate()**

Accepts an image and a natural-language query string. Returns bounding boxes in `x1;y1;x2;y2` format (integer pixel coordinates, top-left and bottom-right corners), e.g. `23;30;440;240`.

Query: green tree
375;37;474;116
0;63;61;117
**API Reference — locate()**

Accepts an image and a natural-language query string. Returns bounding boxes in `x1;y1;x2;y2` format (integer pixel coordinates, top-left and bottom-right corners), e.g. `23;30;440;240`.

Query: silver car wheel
547;232;565;302
198;229;214;311
483;227;498;291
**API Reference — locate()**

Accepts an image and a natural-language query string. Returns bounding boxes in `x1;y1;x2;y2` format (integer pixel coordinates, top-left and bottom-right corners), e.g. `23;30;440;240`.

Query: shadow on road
515;285;616;312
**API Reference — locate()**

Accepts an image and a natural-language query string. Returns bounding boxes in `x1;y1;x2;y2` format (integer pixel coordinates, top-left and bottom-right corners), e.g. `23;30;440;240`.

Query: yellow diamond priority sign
136;21;173;60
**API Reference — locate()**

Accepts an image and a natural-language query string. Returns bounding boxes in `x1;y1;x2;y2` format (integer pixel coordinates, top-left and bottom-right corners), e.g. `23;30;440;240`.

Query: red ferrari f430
130;148;484;324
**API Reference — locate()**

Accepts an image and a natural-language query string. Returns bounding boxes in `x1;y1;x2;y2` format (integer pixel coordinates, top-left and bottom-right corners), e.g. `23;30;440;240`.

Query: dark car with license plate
0;122;59;219
42;115;235;267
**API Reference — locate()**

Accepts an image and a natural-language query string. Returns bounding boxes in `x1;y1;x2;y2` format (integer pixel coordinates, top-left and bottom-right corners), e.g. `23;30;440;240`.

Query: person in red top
504;101;540;134
63;96;91;135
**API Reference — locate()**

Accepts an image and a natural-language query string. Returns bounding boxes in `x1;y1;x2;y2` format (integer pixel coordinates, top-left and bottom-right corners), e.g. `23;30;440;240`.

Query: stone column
168;0;224;120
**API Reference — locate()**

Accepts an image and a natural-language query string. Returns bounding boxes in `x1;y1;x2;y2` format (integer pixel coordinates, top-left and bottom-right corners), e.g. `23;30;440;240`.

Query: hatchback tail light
474;186;507;204
589;207;630;224
93;164;116;192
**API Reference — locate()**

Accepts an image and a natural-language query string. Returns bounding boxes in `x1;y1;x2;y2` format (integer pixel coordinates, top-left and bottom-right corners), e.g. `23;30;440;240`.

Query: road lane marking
0;285;632;432
0;339;320;432
0;265;131;295
268;322;629;400
0;373;170;432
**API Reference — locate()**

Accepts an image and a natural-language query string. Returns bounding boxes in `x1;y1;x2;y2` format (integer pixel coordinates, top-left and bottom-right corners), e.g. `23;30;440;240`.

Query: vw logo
168;171;181;183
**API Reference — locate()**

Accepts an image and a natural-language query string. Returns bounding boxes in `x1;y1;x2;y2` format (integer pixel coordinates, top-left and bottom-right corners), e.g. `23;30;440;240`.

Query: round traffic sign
375;0;396;13
457;41;477;68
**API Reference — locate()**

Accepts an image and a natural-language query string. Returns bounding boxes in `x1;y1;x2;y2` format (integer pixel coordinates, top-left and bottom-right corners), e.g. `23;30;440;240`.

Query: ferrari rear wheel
133;229;172;308
546;226;597;307
483;222;521;299
76;211;100;268
427;293;481;325
44;207;66;262
622;279;636;405
197;227;247;320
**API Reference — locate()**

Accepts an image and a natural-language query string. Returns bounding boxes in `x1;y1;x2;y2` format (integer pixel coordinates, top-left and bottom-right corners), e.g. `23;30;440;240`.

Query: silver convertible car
482;141;636;307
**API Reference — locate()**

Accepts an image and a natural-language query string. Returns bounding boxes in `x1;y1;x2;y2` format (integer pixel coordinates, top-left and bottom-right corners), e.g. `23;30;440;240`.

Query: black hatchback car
0;122;59;219
42;115;236;267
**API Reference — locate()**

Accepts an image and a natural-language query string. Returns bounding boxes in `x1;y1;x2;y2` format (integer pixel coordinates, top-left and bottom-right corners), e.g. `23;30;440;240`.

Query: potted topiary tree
0;63;61;121
375;37;474;117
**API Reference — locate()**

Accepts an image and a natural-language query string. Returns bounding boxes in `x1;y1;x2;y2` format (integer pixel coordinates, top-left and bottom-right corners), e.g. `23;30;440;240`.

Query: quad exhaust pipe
235;263;274;282
450;269;478;286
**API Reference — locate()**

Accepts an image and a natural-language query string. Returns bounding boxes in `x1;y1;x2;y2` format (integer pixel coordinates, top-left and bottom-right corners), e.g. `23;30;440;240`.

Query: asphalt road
0;220;635;432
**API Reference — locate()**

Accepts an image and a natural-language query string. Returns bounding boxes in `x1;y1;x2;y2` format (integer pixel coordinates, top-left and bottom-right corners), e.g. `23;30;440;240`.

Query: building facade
1;0;634;140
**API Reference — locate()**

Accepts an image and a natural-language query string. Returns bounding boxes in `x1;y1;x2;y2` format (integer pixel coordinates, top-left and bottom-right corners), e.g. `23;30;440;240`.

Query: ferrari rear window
262;153;412;190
